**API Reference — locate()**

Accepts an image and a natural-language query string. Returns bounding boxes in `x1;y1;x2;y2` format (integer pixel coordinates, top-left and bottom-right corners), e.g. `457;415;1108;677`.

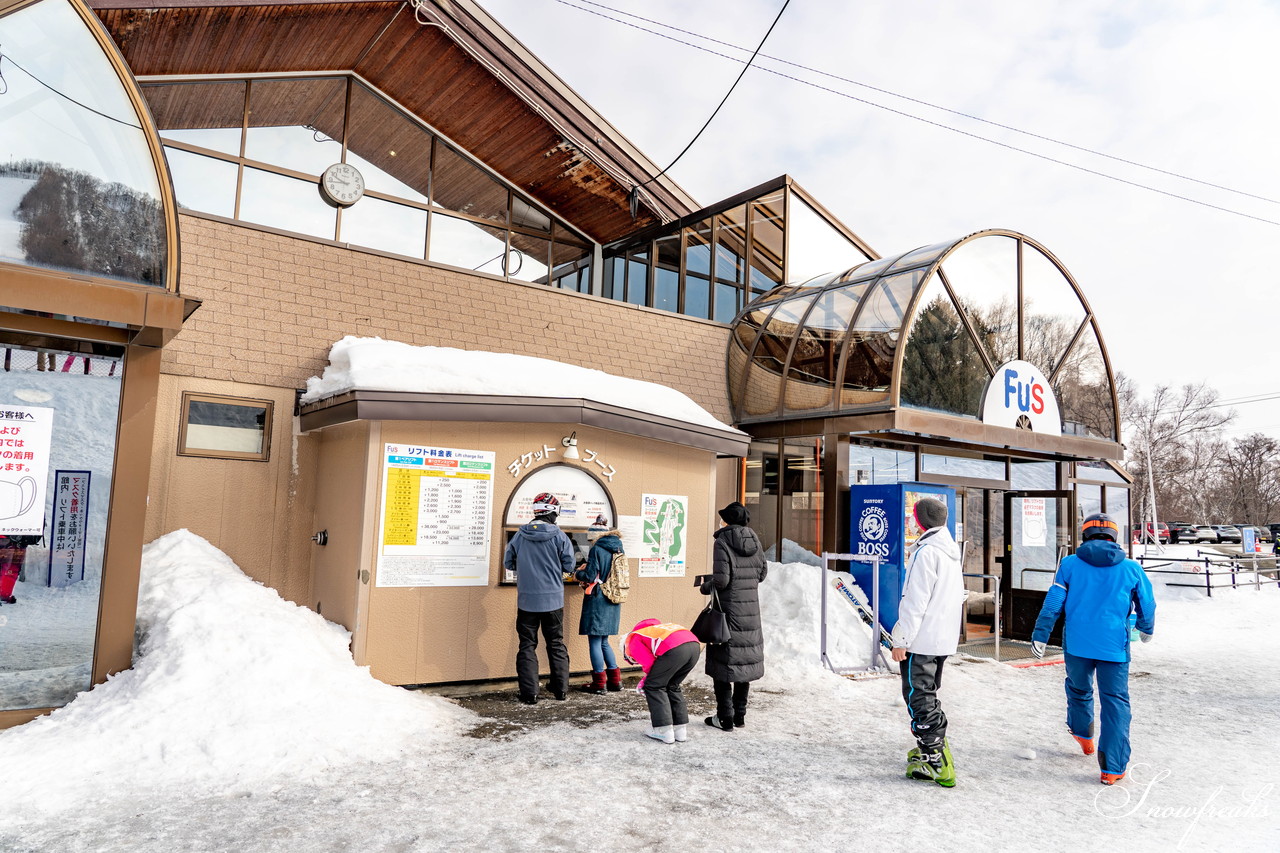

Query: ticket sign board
981;360;1062;435
0;405;54;536
377;443;495;587
47;470;90;587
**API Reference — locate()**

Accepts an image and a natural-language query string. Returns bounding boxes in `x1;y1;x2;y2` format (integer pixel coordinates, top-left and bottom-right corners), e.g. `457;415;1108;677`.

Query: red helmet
532;492;560;515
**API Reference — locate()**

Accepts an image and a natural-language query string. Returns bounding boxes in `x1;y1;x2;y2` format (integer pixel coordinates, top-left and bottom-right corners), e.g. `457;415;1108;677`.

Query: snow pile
300;336;740;431
764;537;824;566
0;530;472;817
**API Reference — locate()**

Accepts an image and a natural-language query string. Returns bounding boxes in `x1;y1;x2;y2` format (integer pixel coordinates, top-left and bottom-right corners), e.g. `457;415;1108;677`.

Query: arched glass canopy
728;230;1119;443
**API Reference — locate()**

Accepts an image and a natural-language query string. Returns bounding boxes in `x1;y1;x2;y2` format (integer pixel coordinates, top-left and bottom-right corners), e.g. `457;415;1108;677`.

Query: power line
0;51;142;130
570;0;1280;210
629;0;790;215
554;1;1280;229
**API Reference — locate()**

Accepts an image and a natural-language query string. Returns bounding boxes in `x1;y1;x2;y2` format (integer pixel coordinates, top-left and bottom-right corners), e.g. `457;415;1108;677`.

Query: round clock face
320;162;365;207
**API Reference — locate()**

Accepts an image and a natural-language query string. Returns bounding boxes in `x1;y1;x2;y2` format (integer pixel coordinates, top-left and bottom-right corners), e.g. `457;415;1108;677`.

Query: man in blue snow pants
1032;512;1156;785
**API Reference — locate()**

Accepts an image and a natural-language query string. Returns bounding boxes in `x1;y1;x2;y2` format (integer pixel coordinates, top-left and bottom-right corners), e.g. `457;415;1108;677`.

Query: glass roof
728;230;1119;442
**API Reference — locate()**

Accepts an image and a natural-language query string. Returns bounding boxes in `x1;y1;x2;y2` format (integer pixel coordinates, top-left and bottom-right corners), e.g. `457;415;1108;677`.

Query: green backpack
599;551;631;604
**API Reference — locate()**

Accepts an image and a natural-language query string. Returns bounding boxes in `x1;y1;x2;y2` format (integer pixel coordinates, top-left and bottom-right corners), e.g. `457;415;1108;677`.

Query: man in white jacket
890;497;963;787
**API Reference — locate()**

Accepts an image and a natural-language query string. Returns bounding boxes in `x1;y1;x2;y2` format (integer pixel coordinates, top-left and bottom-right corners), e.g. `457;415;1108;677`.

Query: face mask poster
377;443;495;587
0;405;53;537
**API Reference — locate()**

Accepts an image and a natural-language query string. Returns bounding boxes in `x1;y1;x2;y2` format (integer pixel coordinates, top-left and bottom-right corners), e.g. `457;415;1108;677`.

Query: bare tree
1216;433;1280;524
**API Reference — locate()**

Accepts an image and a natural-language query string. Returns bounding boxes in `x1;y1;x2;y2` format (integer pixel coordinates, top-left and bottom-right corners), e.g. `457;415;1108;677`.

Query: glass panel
849;444;915;485
340;196;427;258
1075;483;1102;528
783;286;862;412
1009;495;1068;592
1022;244;1087;377
626;251;649;306
239;167;336;240
653;233;680;313
840;270;921;403
886;239;952;273
1052;323;1115;440
1076;460;1126;483
922;452;1005;480
345;84;429;202
684;276;710;319
164;148;237;218
939;235;1019;367
0;341;123;710
786;196;869;285
145;80;246;156
747;294;819;416
899;273;990;419
603;256;624;300
714;283;741;324
714;205;747;285
507;232;550;283
778;438;823;562
0;0;167;286
428;212;508;274
511;197;552;234
431;144;508;224
685;219;713;275
1105;486;1130;544
743;440;779;556
749;191;784;293
244;78;345;177
1011;460;1057;490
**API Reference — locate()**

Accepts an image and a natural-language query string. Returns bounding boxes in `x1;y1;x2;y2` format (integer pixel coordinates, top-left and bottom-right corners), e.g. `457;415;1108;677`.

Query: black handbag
691;587;731;644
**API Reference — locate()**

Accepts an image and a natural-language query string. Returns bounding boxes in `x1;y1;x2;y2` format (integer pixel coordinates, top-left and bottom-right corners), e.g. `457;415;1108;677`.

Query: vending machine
847;483;956;632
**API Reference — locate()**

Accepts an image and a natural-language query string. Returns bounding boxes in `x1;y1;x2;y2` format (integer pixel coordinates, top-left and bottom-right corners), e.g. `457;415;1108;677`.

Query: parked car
1268;523;1280;542
1190;525;1219;543
1167;522;1197;544
1212;525;1242;543
1140;522;1169;543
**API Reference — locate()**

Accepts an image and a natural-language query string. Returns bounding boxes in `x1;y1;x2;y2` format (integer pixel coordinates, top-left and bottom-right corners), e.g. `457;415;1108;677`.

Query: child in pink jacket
622;618;701;744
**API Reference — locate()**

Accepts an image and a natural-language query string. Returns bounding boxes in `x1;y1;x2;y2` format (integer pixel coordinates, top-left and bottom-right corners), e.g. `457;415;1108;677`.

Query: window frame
177;391;274;462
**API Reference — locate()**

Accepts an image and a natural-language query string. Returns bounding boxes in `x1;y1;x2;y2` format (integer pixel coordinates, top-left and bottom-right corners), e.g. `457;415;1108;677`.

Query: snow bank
300;336;739;431
0;530;472;817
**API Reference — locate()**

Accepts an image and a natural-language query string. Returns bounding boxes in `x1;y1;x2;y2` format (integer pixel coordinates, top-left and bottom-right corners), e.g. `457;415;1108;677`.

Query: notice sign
1021;498;1047;547
377;443;495;587
48;470;90;587
638;494;688;578
0;404;53;536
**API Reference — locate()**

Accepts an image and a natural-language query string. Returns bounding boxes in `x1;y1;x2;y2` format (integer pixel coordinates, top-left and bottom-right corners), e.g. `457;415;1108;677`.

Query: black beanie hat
718;501;750;526
913;498;948;530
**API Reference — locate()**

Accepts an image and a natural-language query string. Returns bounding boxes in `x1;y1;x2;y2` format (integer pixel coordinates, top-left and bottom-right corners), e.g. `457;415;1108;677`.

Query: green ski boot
906;740;955;788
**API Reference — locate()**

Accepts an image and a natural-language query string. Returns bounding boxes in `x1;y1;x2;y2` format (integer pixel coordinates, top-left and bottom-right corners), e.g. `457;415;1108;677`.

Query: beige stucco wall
327;420;717;685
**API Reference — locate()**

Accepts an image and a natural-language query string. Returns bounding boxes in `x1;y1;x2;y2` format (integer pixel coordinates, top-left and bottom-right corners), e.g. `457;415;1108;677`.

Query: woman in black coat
700;501;768;731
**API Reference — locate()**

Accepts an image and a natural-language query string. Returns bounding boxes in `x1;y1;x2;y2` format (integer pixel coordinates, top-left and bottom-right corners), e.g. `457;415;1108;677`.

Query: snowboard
832;576;894;651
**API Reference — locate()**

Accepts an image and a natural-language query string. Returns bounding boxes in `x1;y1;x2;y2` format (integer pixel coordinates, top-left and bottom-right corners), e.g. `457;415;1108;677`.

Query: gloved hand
700;581;714;594
1139;632;1153;643
1031;640;1046;659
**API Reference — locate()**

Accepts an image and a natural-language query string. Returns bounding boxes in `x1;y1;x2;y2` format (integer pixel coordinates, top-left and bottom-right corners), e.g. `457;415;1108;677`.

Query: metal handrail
1018;566;1057;586
962;571;1001;661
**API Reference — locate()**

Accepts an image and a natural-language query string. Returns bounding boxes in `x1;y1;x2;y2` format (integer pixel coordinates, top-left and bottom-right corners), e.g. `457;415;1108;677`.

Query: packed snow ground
2;535;1276;852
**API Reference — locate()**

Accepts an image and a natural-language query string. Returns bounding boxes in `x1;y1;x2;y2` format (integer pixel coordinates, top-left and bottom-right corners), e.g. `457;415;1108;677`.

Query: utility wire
0;51;142;130
569;0;1280;209
629;0;790;214
556;1;1280;229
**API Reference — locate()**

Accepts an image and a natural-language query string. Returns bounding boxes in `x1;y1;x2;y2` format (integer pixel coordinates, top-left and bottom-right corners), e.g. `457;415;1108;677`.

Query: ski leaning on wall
831;576;894;651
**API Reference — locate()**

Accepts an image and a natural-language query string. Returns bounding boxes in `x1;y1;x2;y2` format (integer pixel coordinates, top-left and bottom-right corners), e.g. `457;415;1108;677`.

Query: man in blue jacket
504;492;575;705
1032;512;1156;785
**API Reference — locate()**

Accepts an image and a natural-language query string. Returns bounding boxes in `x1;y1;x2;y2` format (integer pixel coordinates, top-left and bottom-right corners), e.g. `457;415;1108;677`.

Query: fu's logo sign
980;360;1062;435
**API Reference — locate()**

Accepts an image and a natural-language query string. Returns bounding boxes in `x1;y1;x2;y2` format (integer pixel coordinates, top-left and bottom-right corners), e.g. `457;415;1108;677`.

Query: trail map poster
638;493;687;578
377;443;495;587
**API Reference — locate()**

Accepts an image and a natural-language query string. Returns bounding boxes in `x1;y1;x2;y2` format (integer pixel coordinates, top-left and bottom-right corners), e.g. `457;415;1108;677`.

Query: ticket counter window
501;464;614;584
0;342;123;711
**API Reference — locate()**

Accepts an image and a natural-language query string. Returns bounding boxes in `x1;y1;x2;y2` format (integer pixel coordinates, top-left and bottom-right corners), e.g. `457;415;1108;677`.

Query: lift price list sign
378;444;495;587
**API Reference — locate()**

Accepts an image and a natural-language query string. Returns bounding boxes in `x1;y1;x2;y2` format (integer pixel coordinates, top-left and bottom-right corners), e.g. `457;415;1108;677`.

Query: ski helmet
531;492;560;516
1082;512;1120;542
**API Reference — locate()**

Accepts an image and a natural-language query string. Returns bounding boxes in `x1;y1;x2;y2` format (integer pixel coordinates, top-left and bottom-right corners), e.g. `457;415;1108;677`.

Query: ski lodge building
0;0;1130;727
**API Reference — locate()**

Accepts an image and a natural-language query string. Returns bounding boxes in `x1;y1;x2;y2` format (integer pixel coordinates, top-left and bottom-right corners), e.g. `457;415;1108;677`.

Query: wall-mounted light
562;431;580;460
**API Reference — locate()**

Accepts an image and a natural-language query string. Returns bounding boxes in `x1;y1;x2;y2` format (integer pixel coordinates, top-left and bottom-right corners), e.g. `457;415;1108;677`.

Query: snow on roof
300;336;740;433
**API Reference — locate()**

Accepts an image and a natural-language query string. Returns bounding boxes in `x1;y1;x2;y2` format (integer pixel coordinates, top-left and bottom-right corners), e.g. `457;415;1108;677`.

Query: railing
1136;553;1280;597
961;572;1001;661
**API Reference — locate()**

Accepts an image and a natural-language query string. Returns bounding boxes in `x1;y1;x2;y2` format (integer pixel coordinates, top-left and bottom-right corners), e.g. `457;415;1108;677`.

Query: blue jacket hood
518;521;563;541
1077;538;1126;568
594;533;623;554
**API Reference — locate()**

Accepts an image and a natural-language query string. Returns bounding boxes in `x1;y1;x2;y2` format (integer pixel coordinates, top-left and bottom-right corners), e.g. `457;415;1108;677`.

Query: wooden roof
88;0;699;243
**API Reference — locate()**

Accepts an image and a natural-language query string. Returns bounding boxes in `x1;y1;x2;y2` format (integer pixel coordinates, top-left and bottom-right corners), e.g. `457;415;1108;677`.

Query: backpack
599;551;631;604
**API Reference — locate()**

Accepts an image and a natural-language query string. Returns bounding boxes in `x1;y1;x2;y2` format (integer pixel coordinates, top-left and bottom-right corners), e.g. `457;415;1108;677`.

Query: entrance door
999;490;1073;642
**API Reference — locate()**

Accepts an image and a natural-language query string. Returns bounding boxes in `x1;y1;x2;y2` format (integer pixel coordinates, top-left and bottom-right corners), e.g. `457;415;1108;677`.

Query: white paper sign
1021;498;1047;547
0;404;53;536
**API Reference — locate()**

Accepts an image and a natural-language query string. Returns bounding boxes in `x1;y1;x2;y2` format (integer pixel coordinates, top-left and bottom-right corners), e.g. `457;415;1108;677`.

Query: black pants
644;642;700;728
712;678;751;723
899;653;948;750
516;608;569;699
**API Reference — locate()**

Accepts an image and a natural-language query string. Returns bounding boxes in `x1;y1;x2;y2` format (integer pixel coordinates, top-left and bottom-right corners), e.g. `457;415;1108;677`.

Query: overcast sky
481;0;1280;443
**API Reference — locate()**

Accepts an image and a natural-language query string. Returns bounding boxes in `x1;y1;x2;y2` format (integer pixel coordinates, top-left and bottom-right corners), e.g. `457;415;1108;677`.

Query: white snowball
1017;748;1037;760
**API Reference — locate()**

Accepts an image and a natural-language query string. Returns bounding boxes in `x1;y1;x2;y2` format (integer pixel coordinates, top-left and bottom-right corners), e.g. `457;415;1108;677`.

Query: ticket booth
298;387;748;687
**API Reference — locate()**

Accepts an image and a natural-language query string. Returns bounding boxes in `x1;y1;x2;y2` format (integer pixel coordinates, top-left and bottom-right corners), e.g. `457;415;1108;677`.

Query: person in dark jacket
700;501;768;731
1031;512;1156;786
503;492;575;705
574;514;624;694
